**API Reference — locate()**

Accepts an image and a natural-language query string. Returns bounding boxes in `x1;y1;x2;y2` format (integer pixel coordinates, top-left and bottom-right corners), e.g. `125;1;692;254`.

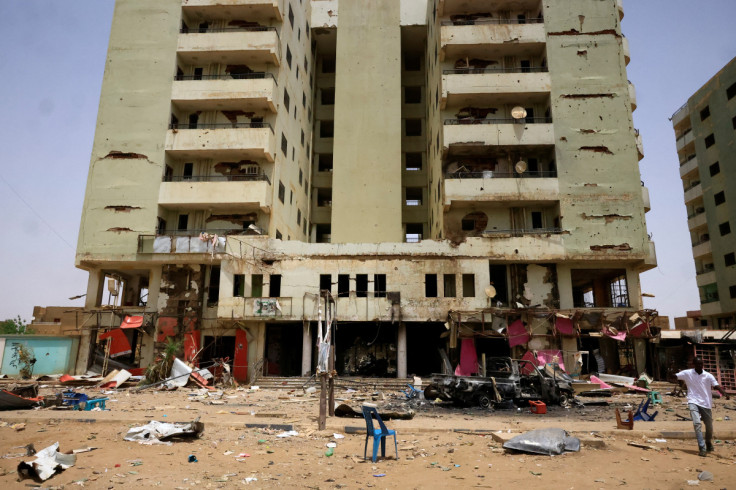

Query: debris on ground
502;428;580;455
16;442;76;481
124;418;204;445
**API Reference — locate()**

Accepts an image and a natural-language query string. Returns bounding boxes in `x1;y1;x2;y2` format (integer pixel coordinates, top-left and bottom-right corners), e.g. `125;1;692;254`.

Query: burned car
423;357;573;408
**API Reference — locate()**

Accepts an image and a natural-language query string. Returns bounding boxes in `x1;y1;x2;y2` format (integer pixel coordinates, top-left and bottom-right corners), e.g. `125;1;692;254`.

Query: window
710;162;720;176
286;46;292;68
322;58;335;73
288;4;294;27
284;89;290;111
406;223;423;242
303;220;307;235
405;188;422;206
461;219;475;231
374;274;387;298
705;134;715;148
319;274;331;293
404;55;420;71
443;274;456;297
731;285;736;300
531;211;544;229
289;190;293;204
404;86;421;104
297;209;301;225
157;217;167;234
320;120;334;138
700;106;710;121
301;129;304;146
267;274;280;297
303;92;307;108
304;55;309;72
733;115;736;130
405;153;422;171
275;230;282;239
720;222;731;236
715;191;726;206
337;274;349;297
253;274;265;297
727;81;736;100
208;266;220;305
278;181;285;203
183;162;194;179
319;154;333;172
405;119;421;136
356;274;368;298
177;214;189;230
317;188;332;206
299;168;303;184
425;274;438;297
281;134;288;155
462;274;475;297
725;252;736;267
233;274;245;297
321;87;335;105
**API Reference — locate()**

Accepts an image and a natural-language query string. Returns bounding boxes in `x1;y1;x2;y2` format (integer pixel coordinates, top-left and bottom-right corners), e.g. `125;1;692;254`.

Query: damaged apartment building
74;0;657;381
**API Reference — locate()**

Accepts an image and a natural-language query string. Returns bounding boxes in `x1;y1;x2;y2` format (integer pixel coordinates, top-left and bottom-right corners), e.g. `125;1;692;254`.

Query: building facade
672;56;736;330
76;0;656;379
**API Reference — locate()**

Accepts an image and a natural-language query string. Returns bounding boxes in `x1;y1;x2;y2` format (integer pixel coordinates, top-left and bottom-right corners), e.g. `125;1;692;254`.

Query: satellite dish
515;160;528;174
511;106;527;120
484;285;497;299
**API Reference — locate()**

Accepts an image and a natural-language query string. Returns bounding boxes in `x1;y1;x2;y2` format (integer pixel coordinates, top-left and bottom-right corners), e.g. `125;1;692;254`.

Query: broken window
318;154;333;172
443;274;456;297
337;274;349;297
320;274;332;293
461;212;488;234
489;265;509;304
356;274;368;298
405;119;422;136
208;266;221;305
571;269;629;308
462;274;475;297
269;275;281;297
405;86;421;104
405;223;423;243
425;274;438;298
405;153;422;171
321;87;335;105
276;230;282;240
320;120;334;138
405;187;423;206
233;274;245;297
374;274;387;298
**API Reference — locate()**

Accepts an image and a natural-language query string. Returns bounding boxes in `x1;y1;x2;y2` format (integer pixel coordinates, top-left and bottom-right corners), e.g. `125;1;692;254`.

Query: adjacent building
672;56;736;330
75;0;656;380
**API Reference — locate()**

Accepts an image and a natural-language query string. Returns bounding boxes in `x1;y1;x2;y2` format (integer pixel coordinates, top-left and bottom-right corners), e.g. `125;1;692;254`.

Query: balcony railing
445;117;552;125
164;174;270;184
671;102;689;121
443;66;548;75
701;295;720;304
696;265;716;275
444;171;557;179
687;208;705;219
692;237;711;247
676;127;692;141
684;181;701;192
442;18;544;26
483;228;563;237
170;122;274;133
158;228;257;237
680;154;697;167
181;26;277;34
175;72;276;82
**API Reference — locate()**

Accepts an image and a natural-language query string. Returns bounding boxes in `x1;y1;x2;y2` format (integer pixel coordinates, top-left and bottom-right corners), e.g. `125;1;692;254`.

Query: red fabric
128;368;147;376
157;317;178;342
507;320;530;347
555;316;575;335
630;322;649;338
59;374;74;383
454;338;479;376
120;315;144;329
183;330;201;365
520;350;537;375
98;329;132;358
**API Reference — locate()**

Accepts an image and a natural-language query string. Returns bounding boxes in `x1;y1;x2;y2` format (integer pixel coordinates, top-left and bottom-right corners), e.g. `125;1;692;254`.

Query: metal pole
328;344;335;416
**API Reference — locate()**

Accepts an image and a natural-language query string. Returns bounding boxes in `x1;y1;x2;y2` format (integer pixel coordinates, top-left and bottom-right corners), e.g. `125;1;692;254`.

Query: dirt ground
1;383;735;489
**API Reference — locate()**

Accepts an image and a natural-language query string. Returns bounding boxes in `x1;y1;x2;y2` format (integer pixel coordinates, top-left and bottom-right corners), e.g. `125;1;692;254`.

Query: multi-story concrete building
672;56;736;330
75;0;656;379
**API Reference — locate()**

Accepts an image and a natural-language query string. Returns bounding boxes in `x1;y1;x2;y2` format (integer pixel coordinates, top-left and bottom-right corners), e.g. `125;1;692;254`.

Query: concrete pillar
397;322;407;378
626;268;642;309
557;264;574;309
302;321;312;376
75;270;104;374
139;267;162;368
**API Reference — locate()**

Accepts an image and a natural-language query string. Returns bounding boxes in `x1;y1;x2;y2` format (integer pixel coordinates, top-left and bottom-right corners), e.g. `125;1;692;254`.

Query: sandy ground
1;383;735;489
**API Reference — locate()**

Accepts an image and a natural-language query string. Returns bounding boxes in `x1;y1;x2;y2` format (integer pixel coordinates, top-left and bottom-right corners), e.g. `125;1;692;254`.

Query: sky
0;1;735;325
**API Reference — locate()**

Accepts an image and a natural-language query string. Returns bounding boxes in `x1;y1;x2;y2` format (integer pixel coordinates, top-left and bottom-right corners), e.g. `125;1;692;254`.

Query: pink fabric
624;384;651;393
537;350;566;372
507;320;530;347
603;327;627;341
589;375;613;389
454;338;479;376
630;322;649;338
555;317;575;335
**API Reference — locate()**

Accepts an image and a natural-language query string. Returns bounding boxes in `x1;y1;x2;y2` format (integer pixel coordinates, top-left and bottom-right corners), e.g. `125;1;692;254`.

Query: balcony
696;270;717;287
679;154;698;178
441;68;550;109
443;172;558;209
138;231;230;254
628;80;637;111
171;73;278;112
165;122;276;162
617;0;624;20
692;238;712;259
683;181;703;204
671;102;690;128
622;36;630;65
159;175;272;212
181;0;283;22
701;299;723;316
177;27;280;66
217;297;296;320
439;0;543;17
641;185;650;212
440;22;545;61
644;240;657;270
676;128;694;152
443;118;554;150
636;131;644;160
688;210;707;230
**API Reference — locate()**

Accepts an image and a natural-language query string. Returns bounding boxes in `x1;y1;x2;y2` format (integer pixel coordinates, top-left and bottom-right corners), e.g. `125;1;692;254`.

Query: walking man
676;357;730;456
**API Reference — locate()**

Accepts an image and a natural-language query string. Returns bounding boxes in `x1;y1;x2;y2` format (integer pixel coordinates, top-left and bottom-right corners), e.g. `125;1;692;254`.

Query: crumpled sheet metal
503;428;580;455
124;419;204;445
17;442;76;481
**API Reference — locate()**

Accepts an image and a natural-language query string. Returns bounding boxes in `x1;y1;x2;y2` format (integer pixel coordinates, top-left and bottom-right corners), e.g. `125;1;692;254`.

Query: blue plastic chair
632;398;658;422
361;405;398;463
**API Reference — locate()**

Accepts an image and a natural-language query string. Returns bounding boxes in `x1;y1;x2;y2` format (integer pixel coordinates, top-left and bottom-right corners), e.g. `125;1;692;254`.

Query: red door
233;329;249;382
183;330;201;366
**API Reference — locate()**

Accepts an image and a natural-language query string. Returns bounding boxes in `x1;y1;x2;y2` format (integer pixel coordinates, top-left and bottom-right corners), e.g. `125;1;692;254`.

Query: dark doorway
335;323;397;376
406;323;446;376
202;335;236;362
264;323;302;376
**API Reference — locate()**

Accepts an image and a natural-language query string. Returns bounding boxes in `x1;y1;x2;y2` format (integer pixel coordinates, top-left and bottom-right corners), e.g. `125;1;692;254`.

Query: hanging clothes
454;338;479;376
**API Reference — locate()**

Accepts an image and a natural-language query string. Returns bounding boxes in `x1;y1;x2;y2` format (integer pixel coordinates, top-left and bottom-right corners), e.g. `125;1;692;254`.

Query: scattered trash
276;430;299;438
687;480;699;486
72;447;97;454
17;442;76;482
333;433;345;439
325;447;334;457
188;454;198;463
124;418;204;445
326;443;337;448
335;403;414;420
654;438;667;443
373;473;386;477
698;471;713;481
244;477;258;483
502;428;580;455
